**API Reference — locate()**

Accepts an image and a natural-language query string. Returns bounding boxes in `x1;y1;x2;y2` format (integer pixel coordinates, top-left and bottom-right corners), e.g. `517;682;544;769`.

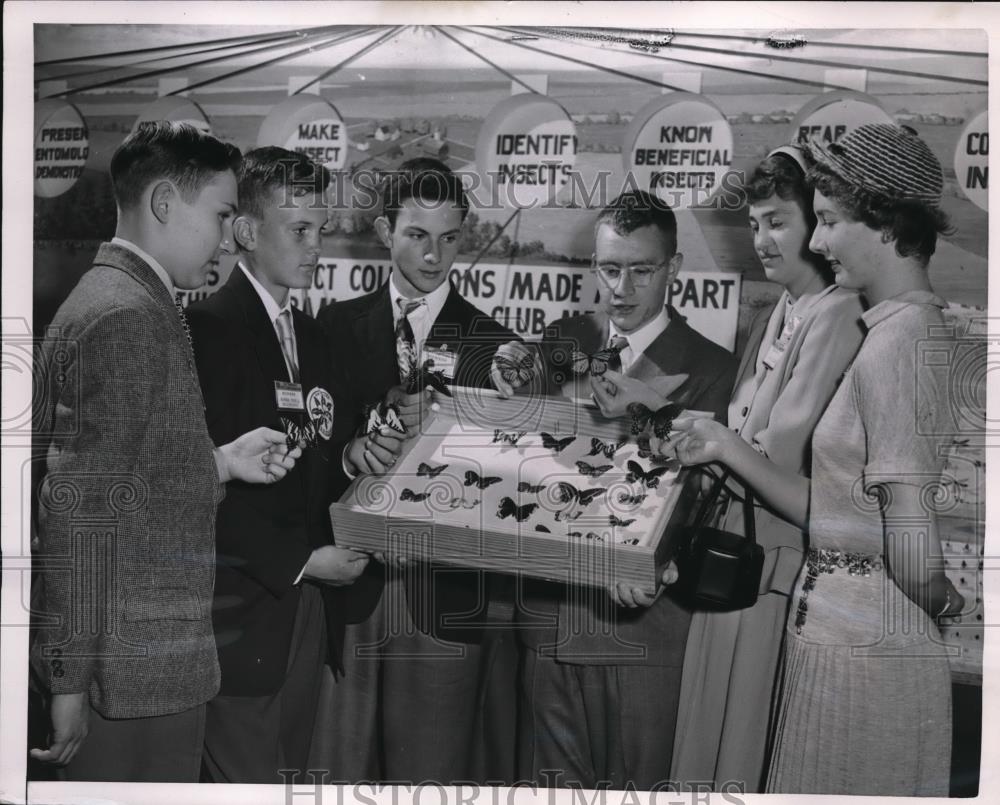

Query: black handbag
673;469;764;611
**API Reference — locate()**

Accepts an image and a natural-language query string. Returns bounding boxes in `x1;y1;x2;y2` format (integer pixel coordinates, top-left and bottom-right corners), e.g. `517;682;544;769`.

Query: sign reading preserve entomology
34;100;90;198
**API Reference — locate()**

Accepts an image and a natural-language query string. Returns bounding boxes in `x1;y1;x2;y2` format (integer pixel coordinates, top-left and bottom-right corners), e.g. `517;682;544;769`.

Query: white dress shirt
388;269;451;359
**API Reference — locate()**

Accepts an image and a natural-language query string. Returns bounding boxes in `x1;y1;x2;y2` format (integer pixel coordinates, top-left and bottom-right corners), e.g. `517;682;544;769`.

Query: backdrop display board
623;92;734;210
475;94;578;209
34;100;89;198
178;255;741;351
789;89;893;145
257;95;349;170
954;109;988;211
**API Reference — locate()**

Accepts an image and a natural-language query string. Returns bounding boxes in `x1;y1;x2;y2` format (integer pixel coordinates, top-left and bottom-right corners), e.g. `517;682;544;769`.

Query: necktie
174;294;193;352
606;334;629;373
395;298;426;382
275;308;299;382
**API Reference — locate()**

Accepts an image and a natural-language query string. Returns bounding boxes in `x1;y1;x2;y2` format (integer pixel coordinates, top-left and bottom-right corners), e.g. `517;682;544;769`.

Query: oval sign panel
623;92;733;210
789;90;892;146
475;94;578;208
34;99;90;198
954;109;987;211
258;95;349;170
131;97;211;134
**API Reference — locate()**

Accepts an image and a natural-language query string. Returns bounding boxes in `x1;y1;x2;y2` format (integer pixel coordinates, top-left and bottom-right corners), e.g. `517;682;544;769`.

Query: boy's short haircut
595;189;678;257
237;146;332;219
110;121;242;210
380;157;469;229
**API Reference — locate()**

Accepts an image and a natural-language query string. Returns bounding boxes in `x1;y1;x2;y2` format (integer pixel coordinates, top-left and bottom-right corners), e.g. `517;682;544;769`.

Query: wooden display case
330;386;698;595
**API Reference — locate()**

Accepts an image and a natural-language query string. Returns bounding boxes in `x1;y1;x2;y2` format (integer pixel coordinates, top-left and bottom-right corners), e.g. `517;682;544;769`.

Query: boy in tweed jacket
31;122;300;782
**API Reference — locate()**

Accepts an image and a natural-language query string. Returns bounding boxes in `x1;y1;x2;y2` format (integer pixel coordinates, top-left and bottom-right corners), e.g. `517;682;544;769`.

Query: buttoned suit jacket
518;306;738;666
316;280;517;642
187;267;354;696
32;242;223;718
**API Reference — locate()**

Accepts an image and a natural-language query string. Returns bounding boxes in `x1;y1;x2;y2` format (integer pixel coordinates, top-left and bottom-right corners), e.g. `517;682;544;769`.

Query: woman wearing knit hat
663;124;962;796
669;145;866;793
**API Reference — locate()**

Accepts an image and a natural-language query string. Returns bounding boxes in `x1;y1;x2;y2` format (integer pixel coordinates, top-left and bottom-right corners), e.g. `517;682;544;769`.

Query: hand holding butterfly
659;415;810;530
609;562;680;608
302;544;370;586
385;385;433;434
491;341;542;398
346;426;405;476
215;427;302;484
589;370;671;419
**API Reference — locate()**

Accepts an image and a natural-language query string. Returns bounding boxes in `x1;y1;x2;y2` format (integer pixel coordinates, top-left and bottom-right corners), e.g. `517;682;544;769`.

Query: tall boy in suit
186;147;379;782
30;122;299;782
315;158;517;782
495;190;737;790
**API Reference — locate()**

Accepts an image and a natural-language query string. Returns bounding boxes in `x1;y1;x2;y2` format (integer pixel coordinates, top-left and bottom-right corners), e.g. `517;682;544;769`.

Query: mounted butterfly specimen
497;497;538;523
494;352;536;386
554;482;606;521
403;358;452;397
361;401;406;437
465;470;503;489
609;515;636;528
619;537;640;546
493;429;528;450
448;497;480;510
618;491;648;506
281;416;322;451
576;460;613;478
625;460;671;489
570;348;616;377
540;432;575;454
518;482;547;494
626;402;684;439
400;488;431;502
588;437;625;460
417;462;449;478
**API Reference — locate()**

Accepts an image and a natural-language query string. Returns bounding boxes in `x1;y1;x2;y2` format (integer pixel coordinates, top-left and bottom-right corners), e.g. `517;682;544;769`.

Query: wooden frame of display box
330;386;701;595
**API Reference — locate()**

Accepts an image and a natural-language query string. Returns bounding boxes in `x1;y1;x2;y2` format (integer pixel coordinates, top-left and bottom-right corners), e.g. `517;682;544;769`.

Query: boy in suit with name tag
314;158;518;782
186;147;379;783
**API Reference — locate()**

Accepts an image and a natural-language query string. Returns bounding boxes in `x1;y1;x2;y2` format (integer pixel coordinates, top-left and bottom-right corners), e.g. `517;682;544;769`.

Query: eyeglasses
592;261;670;288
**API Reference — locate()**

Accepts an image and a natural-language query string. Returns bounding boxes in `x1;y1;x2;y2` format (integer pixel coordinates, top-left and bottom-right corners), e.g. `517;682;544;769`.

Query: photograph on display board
2;4;991;804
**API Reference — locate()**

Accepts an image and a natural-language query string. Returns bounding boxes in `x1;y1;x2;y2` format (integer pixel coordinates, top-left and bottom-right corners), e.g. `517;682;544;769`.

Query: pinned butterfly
627;402;684;439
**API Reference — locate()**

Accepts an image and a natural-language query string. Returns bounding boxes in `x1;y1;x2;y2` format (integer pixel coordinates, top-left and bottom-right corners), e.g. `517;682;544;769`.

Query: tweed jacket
517;306;738;666
32;242;223;718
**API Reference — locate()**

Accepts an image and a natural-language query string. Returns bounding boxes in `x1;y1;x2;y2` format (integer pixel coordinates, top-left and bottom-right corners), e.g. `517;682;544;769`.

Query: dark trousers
518;647;683;791
202;584;327;784
62;703;205;782
310;573;486;784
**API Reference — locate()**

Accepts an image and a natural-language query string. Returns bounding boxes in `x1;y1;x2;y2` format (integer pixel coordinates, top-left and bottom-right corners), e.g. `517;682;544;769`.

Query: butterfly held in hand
404;359;452;397
570;348;617;377
361;401;406;437
494;352;535;386
281;416;322;451
626;402;684;439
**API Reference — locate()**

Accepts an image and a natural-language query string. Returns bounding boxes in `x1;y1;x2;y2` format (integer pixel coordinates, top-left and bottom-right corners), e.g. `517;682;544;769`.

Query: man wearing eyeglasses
493;189;736;790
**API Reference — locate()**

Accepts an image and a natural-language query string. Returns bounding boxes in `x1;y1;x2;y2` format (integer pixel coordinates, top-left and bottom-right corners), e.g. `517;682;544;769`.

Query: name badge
762;314;802;370
274;381;305;411
422;344;457;381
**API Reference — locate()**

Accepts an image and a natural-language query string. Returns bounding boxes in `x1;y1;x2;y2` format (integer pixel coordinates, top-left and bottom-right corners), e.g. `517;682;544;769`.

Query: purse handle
691;467;757;546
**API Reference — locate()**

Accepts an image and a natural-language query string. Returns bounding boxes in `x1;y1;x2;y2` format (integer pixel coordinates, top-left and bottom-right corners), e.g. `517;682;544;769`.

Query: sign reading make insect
475;94;578;208
34;100;89;198
789;90;892;146
258;95;349;171
954;109;987;211
624;92;734;210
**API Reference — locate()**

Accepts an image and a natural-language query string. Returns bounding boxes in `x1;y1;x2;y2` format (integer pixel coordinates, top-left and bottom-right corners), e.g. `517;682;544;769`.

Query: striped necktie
275;308;299;382
606;334;629;373
395;298;426;381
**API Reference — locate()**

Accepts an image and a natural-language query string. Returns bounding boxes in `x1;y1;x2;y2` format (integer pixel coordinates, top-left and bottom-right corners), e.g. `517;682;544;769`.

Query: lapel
95;241;179;327
361;283;400;386
225;266;291;387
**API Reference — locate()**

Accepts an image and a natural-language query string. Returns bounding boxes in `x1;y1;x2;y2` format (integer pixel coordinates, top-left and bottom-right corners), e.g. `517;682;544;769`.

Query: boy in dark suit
185;147;379;783
30;123;299;782
314;158;517;782
495;191;737;790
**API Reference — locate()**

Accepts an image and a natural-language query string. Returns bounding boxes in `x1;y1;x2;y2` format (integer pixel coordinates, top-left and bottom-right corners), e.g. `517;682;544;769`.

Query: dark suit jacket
32;243;223;718
518;306;738;666
316;279;517;643
187;268;353;696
